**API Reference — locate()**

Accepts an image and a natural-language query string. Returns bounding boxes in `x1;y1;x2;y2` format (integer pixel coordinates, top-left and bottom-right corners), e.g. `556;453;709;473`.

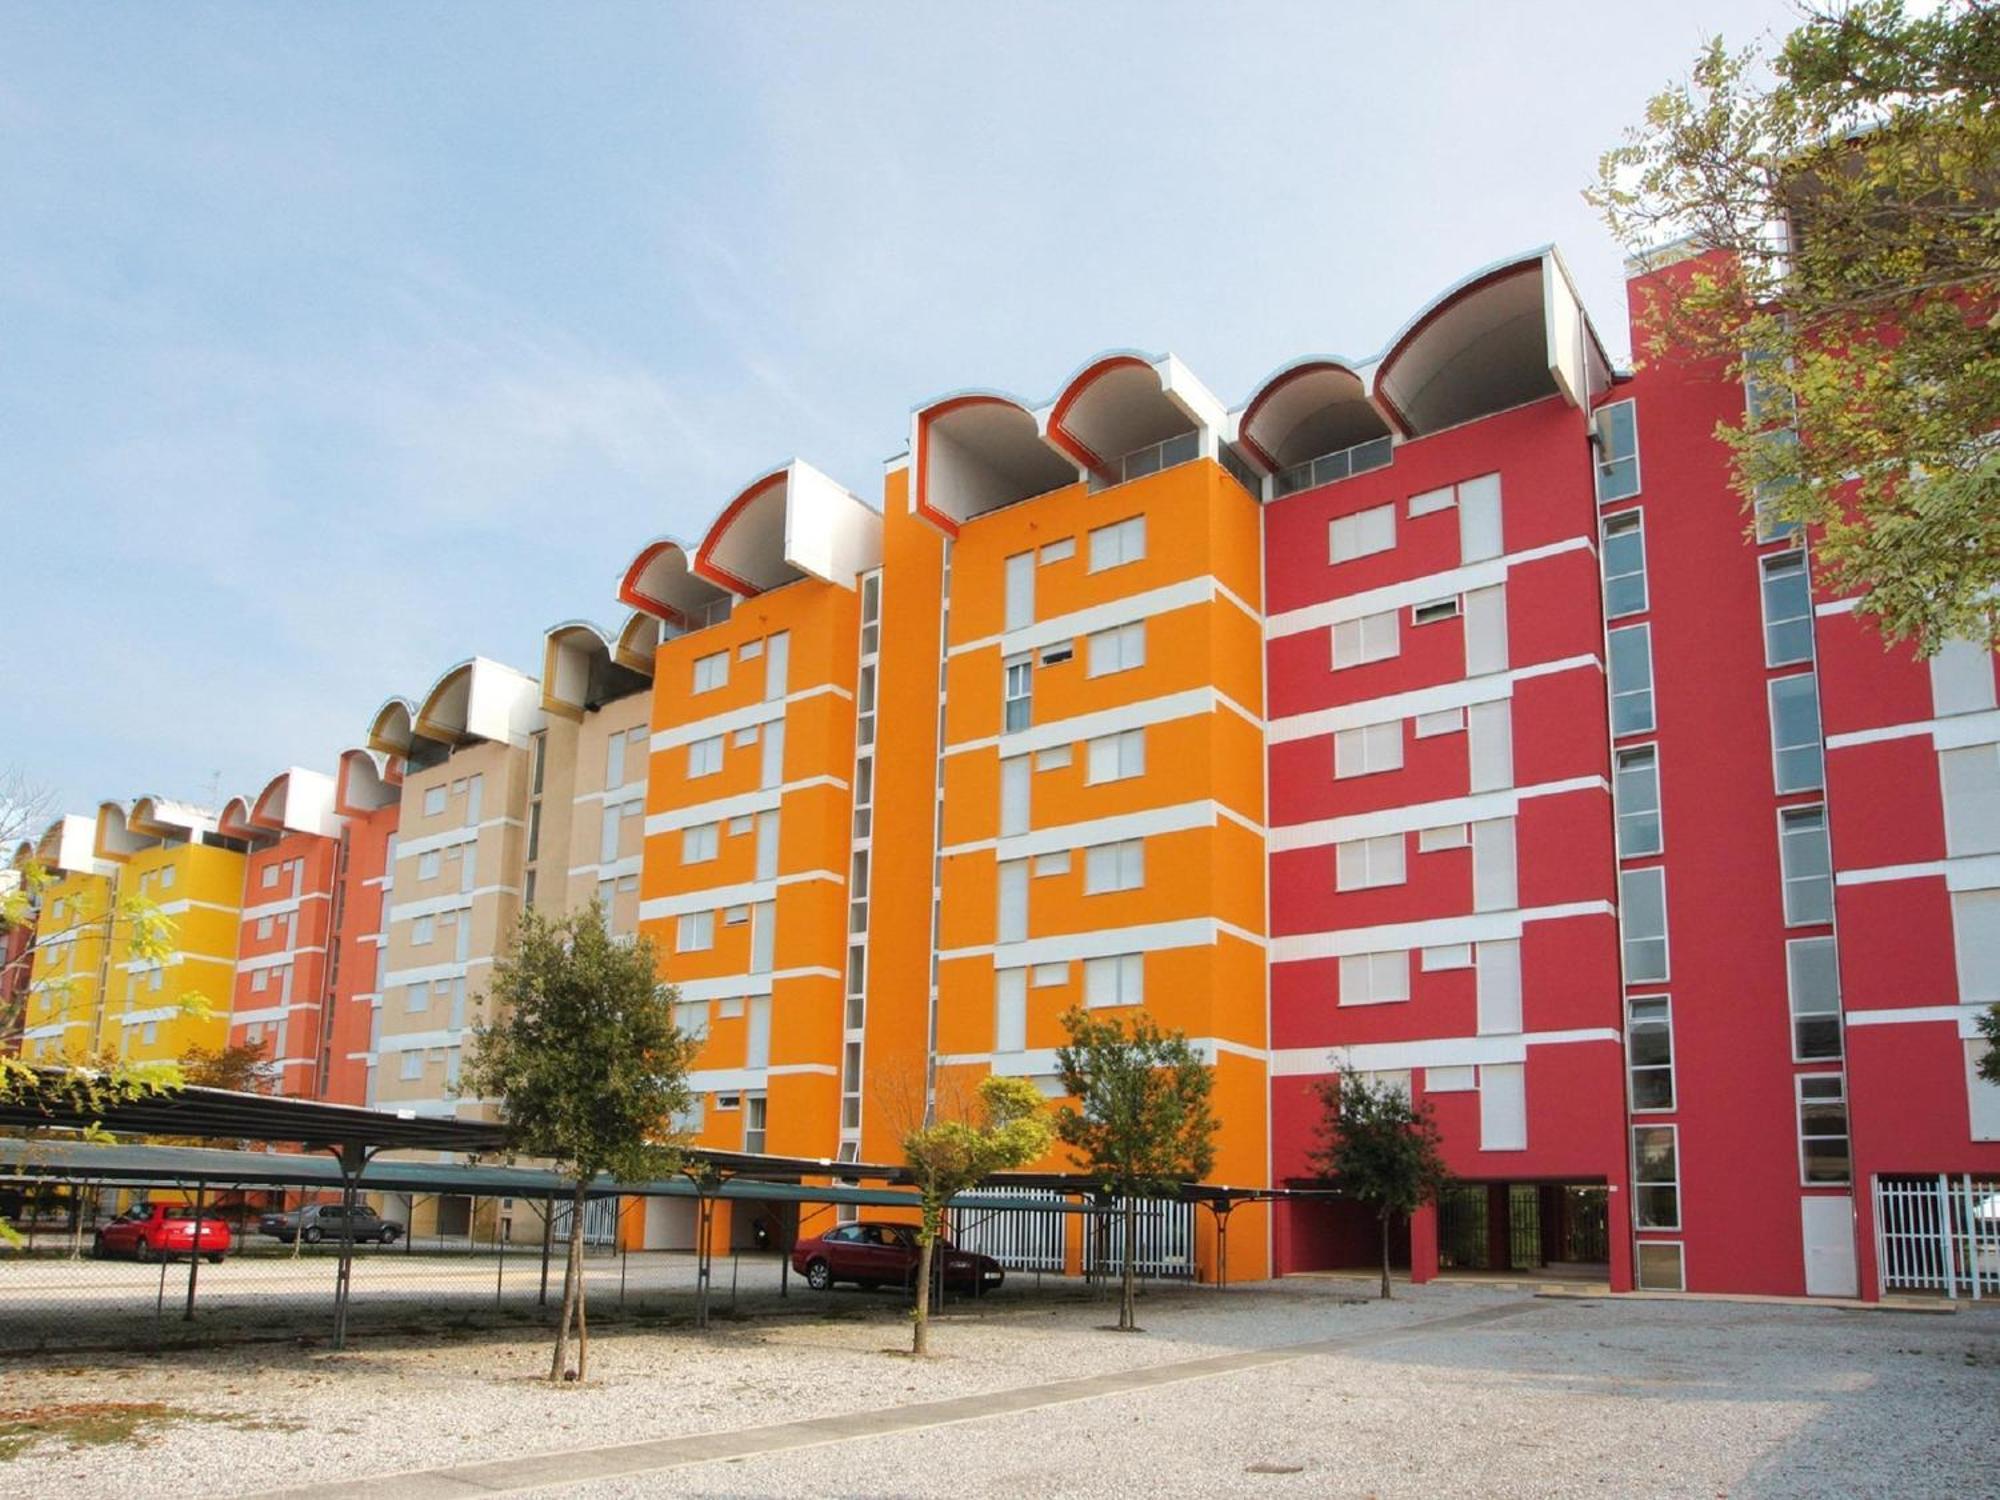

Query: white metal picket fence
1095;1195;1197;1281
950;1187;1069;1273
1874;1175;2000;1299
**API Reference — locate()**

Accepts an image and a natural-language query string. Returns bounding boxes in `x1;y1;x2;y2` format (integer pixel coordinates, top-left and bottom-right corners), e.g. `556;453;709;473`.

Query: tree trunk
575;1203;590;1383
911;1224;934;1358
1120;1198;1138;1332
1379;1210;1393;1301
550;1182;586;1381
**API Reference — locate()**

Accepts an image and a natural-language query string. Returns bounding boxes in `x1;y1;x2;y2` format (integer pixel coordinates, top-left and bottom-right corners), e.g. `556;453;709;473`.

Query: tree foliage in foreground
1054;1007;1217;1332
1591;0;2000;653
900;1074;1052;1356
461;903;697;1382
1311;1070;1450;1301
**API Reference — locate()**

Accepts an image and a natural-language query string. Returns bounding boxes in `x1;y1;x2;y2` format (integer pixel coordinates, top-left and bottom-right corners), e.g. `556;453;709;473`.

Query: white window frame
1619;865;1670;983
1594;398;1640;502
1631;1122;1680;1230
1085;729;1146;785
1332;610;1399;670
1601;509;1648;618
1760;550;1815;667
692;650;729;694
1086;621;1147;678
1003;655;1033;734
1334;720;1404;779
1626;994;1676;1113
1796;1072;1851;1186
1778;804;1834;927
1613;743;1663;858
1083;953;1144;1007
1608;623;1656;737
1083;839;1144;895
682;822;720;865
677;910;715;953
1088;516;1146;573
1768;672;1825;795
687;736;724;778
1338;949;1409;1005
1329;503;1396;564
1335;833;1406;891
1785;935;1844;1063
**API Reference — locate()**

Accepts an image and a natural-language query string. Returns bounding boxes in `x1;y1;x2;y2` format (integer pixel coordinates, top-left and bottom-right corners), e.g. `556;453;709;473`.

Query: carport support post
695;1189;714;1330
539;1193;555;1307
1210;1200;1233;1291
182;1181;207;1320
330;1141;366;1351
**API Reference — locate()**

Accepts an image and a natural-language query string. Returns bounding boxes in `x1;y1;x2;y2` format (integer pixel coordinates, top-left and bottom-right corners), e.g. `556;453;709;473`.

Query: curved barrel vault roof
910;390;1079;536
541;618;653;720
413;657;541;749
1233;357;1392;472
1043;351;1225;481
617;536;730;630
613;610;662;674
335;747;401;816
693;460;883;598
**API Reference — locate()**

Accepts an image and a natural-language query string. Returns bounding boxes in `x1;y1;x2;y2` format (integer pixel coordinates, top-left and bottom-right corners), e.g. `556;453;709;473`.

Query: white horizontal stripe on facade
230;1001;318;1026
387;884;519;924
1272;776;1607;850
376;1030;466;1054
638;870;842;923
116;952;232;973
152;899;240;919
396;816;522;862
21;1024;63;1041
571;775;648;808
944;800;1225;862
1813;597;1862;617
944;1035;1267;1077
569;853;643;882
381;959;477;989
669;967;841;1004
1269;1027;1621;1077
1846;1003;1991;1038
649;683;851;754
689;1062;840;1095
948;687;1222;761
940;915;1263;969
953;576;1223;661
240;892;326;921
641;776;849;838
118;1006;186;1027
236;946;326;973
1270;900;1614;964
1837;853;2000;892
1267;655;1602;744
1264;537;1593;640
1826;707;2000;752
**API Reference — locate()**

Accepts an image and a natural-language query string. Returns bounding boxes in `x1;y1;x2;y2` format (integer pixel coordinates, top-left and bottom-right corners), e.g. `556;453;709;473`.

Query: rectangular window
1031;962;1068;986
1338;949;1409;1005
760;720;785;789
1039;537;1075;565
1448;477;1502;568
687;736;724;778
1334;720;1403;778
1084;839;1145;894
1614;745;1663;857
412;915;435;946
1941;743;2000;857
1411;598;1460;626
407;980;430;1014
423;785;446;818
1636;1241;1685;1291
1797;1074;1851;1184
1040;641;1074;667
1787;936;1843;1061
1003;656;1033;733
743;1093;767;1155
1608;624;1655;736
1620;866;1669;982
600;804;623;864
1930;637;1997;716
1036;744;1072;771
1632;1124;1679;1228
1769;674;1825;794
1421;942;1473;970
1335;833;1406;891
260;864;279;890
733;724;760;748
682;822;719;864
1004;551;1035;632
1088;516;1146;572
1329;503;1396;563
763;632;790;700
1760;552;1813;666
677;910;715;953
692;650;729;693
995;968;1027;1054
1086;729;1146;784
1414;707;1464;737
398;1051;423;1082
1476;938;1523;1035
745;996;771;1069
750;901;775;973
1000;756;1030;838
1595;399;1640;501
1601;510;1648;618
1467;699;1513;793
1084;953;1144;1007
1471;817;1517;912
413;848;438;883
740;638;764;661
1417;824;1468;852
1087;621;1147;678
1479;1063;1527;1151
257;915;274;940
1779;805;1833;926
1332;610;1399;669
997;860;1028;944
1033;851;1070;876
1463;584;1509;676
1627;996;1675;1110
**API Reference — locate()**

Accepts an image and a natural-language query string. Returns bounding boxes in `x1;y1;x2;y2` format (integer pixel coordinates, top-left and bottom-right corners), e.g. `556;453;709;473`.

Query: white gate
951;1187;1067;1273
1874;1175;2000;1298
1095;1195;1197;1281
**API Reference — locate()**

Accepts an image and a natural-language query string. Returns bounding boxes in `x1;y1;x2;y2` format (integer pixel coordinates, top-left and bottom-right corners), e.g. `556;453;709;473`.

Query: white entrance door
1801;1195;1858;1296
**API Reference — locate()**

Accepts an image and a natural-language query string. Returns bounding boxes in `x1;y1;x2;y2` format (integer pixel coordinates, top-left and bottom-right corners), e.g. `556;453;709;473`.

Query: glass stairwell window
1594;400;1640;502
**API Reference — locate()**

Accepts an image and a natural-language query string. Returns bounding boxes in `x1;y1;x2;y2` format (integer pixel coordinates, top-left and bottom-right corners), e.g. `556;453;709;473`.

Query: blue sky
0;1;1797;822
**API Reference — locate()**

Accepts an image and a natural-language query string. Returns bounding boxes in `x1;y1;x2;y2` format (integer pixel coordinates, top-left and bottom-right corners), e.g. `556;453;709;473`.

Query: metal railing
1875;1174;2000;1298
1271;435;1394;497
1090;431;1200;492
1092;1194;1197;1281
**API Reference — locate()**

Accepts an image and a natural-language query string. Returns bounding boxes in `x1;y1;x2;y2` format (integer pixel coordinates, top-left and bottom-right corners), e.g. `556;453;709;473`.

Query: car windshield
164;1208;209;1220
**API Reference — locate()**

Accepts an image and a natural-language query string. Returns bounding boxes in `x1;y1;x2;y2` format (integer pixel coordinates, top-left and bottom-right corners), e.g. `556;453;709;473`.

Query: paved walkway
245;1299;1536;1500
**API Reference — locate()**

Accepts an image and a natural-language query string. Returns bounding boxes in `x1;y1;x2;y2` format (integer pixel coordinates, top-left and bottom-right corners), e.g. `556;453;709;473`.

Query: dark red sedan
793;1221;1004;1294
93;1203;232;1264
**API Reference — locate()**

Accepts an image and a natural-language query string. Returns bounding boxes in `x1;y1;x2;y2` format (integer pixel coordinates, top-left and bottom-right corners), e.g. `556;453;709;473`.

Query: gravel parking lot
0;1278;1992;1499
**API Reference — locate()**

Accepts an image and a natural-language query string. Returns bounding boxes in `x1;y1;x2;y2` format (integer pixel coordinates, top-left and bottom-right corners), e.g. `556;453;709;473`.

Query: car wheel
806;1258;833;1291
206;1254;224;1265
302;1226;322;1245
90;1234;106;1259
379;1227;400;1244
135;1239;155;1263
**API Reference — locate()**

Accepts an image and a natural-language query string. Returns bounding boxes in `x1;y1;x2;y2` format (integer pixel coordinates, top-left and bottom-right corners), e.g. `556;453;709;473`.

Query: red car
93;1203;232;1264
792;1221;1004;1294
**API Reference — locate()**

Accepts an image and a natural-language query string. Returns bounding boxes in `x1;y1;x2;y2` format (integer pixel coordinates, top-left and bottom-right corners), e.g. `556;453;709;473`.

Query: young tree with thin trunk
896;1073;1052;1356
1053;1007;1216;1332
1311;1070;1449;1301
1589;0;2000;654
461;902;697;1383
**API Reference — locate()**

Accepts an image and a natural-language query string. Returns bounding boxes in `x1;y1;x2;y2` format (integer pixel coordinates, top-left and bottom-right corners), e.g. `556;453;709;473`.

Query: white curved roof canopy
911;392;1077;534
414;657;541;749
695;460;883;598
542;620;651;720
1044;352;1222;480
250;767;341;838
617;537;730;629
1235;360;1392;472
614;611;663;674
336;748;401;815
